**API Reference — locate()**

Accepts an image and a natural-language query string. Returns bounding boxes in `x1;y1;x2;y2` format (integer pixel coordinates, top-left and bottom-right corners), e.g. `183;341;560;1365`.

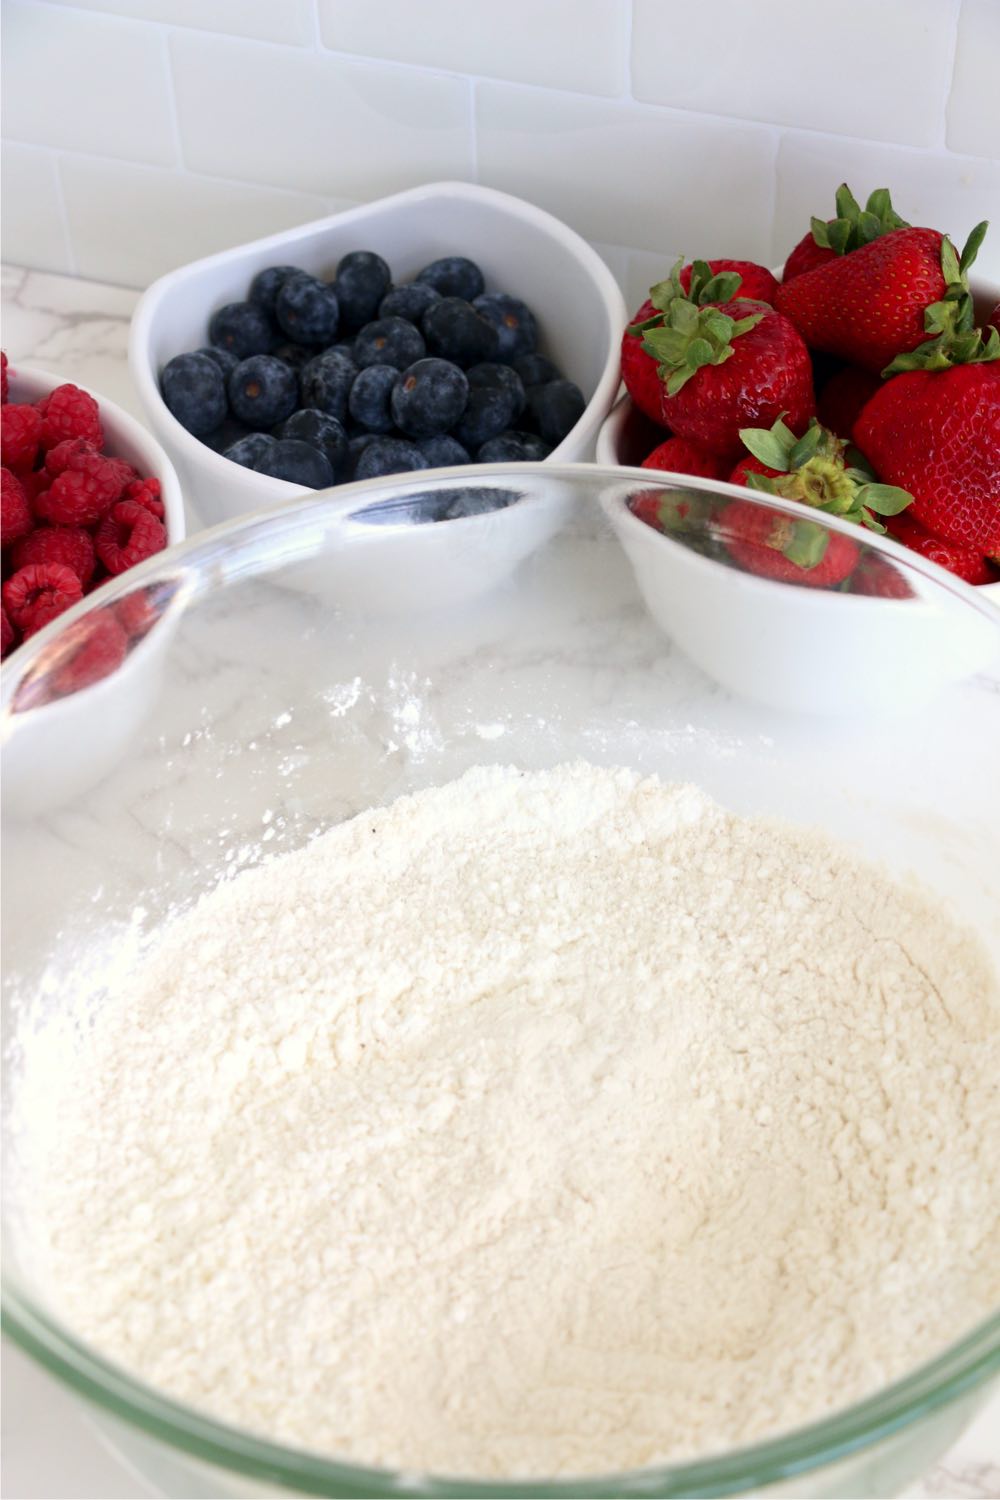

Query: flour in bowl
13;763;1000;1477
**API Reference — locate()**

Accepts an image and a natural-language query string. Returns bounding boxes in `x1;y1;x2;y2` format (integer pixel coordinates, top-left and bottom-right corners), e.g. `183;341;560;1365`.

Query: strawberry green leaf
783;521;829;569
810;184;910;257
811;216;833;250
700;271;743;304
744;471;780;495
826;219;853;256
940;235;962;287
835;183;863;222
864;488;912;515
788;424;826;469
739;426;794;472
859;515;887;534
959;220;988;276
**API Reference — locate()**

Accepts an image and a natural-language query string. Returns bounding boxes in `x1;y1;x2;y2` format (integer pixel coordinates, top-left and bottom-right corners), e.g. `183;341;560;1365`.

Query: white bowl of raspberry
1;362;185;815
128;180;626;529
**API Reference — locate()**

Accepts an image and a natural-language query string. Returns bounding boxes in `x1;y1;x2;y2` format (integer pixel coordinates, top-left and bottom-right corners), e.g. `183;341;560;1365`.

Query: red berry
2;563;83;637
783;233;838;282
36;384;103;451
641;436;730;481
817;367;882;442
50;609;128;696
1;605;16;658
888;513;998;586
718;498;859;588
44;437;100;478
1;351;9;405
94;499;166;575
1;466;33;545
1;402;43;471
122;475;164;520
679;259;779;305
36;451;128;526
11;525;97;586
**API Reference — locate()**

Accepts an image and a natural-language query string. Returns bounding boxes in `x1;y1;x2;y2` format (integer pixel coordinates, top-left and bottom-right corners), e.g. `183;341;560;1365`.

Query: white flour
12;763;1000;1477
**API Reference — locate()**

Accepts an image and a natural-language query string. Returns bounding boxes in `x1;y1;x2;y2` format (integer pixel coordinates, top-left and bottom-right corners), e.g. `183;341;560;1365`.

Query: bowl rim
3;462;999;1497
127;179;628;505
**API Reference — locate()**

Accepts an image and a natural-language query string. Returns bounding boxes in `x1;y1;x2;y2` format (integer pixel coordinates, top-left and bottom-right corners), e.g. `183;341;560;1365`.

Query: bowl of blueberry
130;181;627;528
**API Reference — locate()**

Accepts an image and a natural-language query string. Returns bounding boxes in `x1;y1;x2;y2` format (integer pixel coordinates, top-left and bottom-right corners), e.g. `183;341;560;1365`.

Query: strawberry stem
883;221;999;374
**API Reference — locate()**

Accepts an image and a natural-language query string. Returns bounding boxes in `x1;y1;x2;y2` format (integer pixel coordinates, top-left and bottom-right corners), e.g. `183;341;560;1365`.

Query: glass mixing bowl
3;465;999;1499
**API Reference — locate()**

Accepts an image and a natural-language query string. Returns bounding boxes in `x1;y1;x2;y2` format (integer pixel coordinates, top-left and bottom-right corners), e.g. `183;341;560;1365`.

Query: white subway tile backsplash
1;3;175;166
772;134;1000;281
169;32;473;200
632;0;958;148
947;0;1000;157
58;157;339;288
476;84;776;258
44;0;314;45
1;143;73;275
318;0;626;97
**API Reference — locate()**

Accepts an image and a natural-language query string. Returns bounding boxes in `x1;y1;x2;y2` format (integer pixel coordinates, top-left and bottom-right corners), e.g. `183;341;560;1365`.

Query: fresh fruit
1;401;43;470
333;250;392;331
354;436;430;479
418;434;473;466
391;359;469;439
782;184;909;282
275;409;348;475
353;316;426;372
252;438;334;488
717;499;860;588
775;221;988;376
1;605;15;657
641;436;730;480
208;301;275;358
415;256;485;301
2;561;84;637
247;265;298;318
887;513;998;585
2;466;33;545
472;293;538;361
37;384;104;450
224;432;276;470
199;345;239;381
624;261;815;456
36;449;129;526
300;349;357;423
379;283;441;324
477;432;549;462
455;364;526;448
94;499;167;575
513;353;560;388
12;524;97;586
524;379;586;446
122;476;165;520
274;272;340;346
348;364;398;433
1;351;8;404
161;352;229;436
422;298;499;367
729;416;912;534
853;361;1000;554
227;355;298;429
679;259;779;305
817;366;882;440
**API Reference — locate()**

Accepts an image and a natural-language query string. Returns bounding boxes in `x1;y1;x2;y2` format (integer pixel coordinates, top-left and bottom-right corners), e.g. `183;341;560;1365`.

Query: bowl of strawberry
1;359;184;814
597;183;1000;601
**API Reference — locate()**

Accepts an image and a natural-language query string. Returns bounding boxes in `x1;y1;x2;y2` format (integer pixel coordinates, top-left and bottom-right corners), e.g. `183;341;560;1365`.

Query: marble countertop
2;264;999;1500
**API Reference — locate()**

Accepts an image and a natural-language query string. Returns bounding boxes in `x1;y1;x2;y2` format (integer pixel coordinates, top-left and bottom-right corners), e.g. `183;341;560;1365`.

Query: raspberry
11;525;97;586
94;500;166;575
44;437;100;478
50;609;128;697
2;563;83;637
1;351;8;404
36;384;103;451
36;451;128;526
1;467;33;545
1;605;16;658
1;402;42;471
122;476;165;520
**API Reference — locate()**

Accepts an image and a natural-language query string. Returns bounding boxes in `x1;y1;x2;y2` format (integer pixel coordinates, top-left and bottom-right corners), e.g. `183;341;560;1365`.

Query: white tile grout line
49;149;79;279
159;28;185;172
938;0;966;152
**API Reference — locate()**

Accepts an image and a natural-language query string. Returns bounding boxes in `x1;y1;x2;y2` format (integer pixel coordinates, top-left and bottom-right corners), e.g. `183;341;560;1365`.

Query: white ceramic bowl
597;273;1000;608
129;181;627;529
2;364;185;816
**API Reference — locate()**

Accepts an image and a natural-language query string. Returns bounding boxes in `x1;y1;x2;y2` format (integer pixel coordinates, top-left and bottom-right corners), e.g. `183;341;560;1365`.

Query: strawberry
817;367;882;442
853;359;1000;555
887;513;998;585
717;498;859;588
782;184;909;282
624;261;815;457
729;416;912;534
641;436;730;480
776;221;989;376
622;297;673;427
678;260;779;306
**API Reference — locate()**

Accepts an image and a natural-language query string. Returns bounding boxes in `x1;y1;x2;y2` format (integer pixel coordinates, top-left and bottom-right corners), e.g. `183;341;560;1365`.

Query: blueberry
253;439;334;488
248;265;298;318
472;293;538;362
208;301;275;359
390;358;469;439
454;365;524;448
477;431;551;462
228;355;299;429
300;350;357;422
379;283;441;324
202;417;253;453
513;353;561;387
347;431;380;476
334;250;392;330
272;340;315;372
354;317;425;372
349;364;398;433
415;256;485;301
524;379;586;445
354;437;429;480
417;434;471;467
224;432;277;469
275;408;348;475
275;271;340;345
422;298;498;368
160;351;228;436
198;345;239;381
